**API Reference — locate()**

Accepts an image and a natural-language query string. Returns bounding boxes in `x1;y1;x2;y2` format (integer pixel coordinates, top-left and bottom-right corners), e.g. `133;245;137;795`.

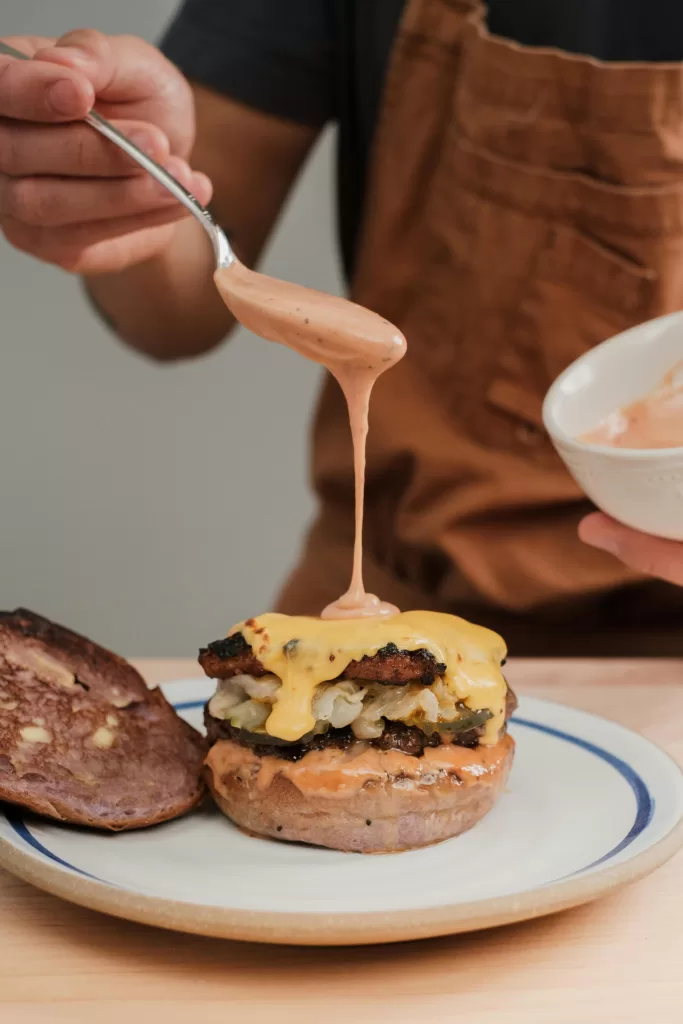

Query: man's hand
580;512;683;586
0;30;212;275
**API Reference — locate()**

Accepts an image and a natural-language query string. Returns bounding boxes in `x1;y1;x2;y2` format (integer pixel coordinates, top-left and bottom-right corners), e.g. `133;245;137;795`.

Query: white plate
1;678;682;946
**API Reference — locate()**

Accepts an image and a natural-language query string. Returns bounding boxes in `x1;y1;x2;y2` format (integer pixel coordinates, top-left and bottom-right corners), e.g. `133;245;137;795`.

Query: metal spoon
0;40;235;269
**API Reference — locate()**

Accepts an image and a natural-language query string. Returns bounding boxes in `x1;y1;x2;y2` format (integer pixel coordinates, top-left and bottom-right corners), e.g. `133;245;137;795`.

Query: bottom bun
205;733;514;853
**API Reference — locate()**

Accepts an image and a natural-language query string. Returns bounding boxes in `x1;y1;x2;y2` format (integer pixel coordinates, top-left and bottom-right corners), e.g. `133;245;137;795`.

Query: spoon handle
0;39;234;267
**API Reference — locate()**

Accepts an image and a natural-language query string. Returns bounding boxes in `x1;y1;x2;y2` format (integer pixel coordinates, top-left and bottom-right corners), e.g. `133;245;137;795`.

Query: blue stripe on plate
512;716;654;875
174;699;205;712
4;811;106;883
2;701;654;888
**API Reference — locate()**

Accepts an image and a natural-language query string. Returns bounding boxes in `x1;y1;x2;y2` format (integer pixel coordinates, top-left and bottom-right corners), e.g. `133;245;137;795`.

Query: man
1;1;683;654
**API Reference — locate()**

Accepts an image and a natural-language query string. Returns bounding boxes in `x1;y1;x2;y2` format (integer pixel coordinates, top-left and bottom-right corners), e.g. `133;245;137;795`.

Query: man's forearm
83;215;235;362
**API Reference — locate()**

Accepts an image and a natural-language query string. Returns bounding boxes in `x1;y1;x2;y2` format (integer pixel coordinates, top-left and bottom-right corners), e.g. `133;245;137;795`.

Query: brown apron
278;0;683;655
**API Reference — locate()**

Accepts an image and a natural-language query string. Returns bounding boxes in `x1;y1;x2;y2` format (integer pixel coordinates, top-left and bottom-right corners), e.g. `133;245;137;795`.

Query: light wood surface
1;658;682;1024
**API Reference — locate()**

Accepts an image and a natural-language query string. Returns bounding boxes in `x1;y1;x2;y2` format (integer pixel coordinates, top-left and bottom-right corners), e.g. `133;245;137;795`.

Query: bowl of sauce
543;310;683;540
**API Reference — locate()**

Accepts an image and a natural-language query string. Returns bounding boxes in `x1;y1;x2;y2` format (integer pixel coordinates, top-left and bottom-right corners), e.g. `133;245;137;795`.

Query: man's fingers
35;30;161;103
579;512;683;586
3;213;185;276
78;221;185;276
1;31;193;155
0;48;93;121
0;36;56;59
0;118;170;177
0;164;212;265
0;158;212;226
34;29;121;101
35;30;191;150
0;31;201;276
2;207;192;270
0;30;171;123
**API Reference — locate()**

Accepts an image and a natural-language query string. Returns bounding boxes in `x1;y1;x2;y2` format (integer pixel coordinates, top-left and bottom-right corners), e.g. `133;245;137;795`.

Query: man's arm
85;86;319;361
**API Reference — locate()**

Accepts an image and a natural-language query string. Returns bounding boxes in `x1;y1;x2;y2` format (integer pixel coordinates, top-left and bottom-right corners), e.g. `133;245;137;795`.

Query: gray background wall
1;0;342;654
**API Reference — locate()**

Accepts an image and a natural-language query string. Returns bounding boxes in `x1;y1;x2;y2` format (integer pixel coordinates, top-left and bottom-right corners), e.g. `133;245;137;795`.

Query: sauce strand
214;259;406;619
322;367;398;619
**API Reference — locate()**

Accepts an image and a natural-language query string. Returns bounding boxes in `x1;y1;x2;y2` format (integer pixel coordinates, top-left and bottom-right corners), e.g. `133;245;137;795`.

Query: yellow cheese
234;611;508;745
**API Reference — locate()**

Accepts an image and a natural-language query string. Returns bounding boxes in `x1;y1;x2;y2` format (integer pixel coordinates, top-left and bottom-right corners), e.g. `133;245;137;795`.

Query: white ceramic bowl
543;310;683;540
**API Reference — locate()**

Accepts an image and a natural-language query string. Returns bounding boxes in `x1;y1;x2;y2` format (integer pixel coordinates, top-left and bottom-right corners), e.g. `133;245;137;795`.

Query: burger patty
205;684;517;761
205;711;478;759
199;633;448;685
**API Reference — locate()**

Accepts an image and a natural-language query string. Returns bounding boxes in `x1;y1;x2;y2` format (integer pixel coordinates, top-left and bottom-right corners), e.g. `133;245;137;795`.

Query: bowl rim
542;309;683;460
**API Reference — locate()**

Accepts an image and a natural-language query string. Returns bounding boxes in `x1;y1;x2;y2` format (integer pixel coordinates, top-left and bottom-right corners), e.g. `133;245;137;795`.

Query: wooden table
1;658;682;1024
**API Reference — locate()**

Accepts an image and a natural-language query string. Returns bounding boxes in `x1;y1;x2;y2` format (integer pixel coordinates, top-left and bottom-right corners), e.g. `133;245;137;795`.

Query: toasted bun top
0;608;206;829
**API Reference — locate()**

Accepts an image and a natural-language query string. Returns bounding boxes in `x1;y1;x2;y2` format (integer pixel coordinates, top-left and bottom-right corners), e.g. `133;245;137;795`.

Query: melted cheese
234;611;508;745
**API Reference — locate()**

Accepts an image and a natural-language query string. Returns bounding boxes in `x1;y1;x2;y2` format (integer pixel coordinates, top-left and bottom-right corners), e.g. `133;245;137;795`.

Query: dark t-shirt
161;0;683;279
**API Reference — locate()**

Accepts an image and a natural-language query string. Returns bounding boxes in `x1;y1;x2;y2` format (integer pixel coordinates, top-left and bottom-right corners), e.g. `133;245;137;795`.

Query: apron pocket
486;222;658;456
414;135;668;460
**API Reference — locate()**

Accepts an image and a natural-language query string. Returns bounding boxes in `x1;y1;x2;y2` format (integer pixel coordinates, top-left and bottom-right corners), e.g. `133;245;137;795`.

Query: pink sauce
206;735;514;799
214;259;406;618
580;362;683;449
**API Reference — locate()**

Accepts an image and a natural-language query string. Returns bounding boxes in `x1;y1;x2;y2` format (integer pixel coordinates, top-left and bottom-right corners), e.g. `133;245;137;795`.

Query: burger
200;611;516;853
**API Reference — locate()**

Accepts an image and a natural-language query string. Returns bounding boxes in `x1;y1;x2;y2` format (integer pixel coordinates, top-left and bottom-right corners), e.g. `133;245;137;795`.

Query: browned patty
199;633;449;685
0;608;207;830
205;713;491;760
